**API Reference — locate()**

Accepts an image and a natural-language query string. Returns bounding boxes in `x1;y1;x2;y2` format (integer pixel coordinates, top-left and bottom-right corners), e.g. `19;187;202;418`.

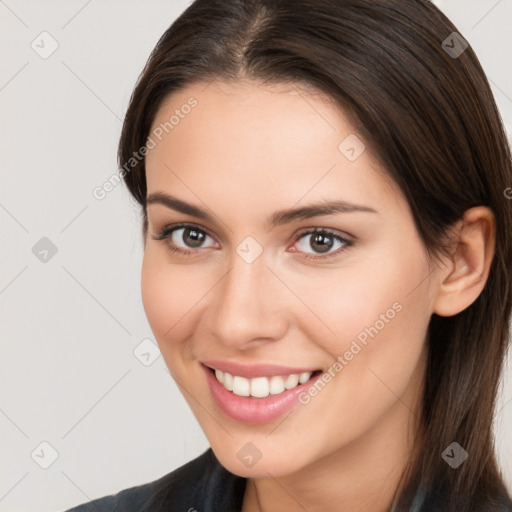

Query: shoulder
421;485;512;512
63;448;247;512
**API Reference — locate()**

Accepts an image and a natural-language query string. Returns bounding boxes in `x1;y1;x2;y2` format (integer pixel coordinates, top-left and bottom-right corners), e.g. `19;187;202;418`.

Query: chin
210;440;310;479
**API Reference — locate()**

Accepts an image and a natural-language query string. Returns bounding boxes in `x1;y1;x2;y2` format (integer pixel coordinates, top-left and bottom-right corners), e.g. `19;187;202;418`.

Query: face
142;79;438;479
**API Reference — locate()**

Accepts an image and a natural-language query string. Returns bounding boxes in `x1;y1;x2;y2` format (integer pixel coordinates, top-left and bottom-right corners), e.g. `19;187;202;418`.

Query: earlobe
433;206;496;317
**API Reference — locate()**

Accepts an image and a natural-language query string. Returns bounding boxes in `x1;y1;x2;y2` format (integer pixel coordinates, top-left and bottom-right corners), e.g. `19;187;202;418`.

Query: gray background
0;1;511;511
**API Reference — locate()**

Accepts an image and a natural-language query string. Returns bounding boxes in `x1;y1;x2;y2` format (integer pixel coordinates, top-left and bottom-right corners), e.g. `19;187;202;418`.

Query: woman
65;0;512;510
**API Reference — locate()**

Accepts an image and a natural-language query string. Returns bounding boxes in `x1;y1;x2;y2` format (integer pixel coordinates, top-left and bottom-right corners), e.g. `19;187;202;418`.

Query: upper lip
202;360;320;379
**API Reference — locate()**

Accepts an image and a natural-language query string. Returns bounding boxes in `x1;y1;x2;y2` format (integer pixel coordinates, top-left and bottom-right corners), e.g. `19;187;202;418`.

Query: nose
207;247;289;350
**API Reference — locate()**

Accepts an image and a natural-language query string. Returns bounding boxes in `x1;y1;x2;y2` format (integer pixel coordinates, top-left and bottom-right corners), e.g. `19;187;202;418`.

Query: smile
201;361;324;424
213;368;316;397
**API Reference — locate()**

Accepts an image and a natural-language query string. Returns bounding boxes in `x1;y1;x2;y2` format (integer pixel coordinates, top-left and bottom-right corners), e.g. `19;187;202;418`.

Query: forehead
145;79;404;219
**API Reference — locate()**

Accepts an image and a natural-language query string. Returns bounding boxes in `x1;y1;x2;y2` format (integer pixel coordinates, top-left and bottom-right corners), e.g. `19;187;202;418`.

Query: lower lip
202;364;321;425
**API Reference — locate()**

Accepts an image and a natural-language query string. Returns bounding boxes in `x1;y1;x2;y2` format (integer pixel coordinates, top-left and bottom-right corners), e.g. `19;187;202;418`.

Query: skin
141;79;495;512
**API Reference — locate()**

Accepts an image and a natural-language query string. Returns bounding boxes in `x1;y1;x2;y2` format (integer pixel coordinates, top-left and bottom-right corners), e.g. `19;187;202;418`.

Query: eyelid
291;226;353;259
293;225;354;242
152;222;218;247
152;222;354;242
152;222;354;259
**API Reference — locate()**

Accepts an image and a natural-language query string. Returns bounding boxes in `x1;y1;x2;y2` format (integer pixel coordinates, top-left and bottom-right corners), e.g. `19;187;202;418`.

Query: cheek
295;243;431;418
141;249;192;347
318;244;431;404
286;251;431;454
294;239;431;355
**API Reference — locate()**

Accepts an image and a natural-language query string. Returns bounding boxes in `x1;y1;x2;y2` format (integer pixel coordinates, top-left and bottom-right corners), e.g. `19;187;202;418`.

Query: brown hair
118;0;512;509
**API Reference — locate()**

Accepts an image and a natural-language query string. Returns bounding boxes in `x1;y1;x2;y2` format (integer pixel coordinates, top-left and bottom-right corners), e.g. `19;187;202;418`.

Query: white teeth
299;372;312;384
232;376;250;397
284;373;299;389
269;376;285;395
215;369;224;384
223;372;233;391
250;377;270;398
214;370;315;397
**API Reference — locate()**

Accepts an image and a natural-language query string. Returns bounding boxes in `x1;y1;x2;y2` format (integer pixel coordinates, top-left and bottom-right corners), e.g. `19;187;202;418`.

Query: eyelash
151;222;354;260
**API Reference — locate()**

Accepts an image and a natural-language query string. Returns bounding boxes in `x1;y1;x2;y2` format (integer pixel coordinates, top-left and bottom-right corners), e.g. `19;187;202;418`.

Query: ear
433;206;496;317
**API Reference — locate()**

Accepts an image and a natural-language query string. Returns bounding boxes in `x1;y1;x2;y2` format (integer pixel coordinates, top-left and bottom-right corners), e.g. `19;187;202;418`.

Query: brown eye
175;227;207;248
153;223;217;255
293;228;353;259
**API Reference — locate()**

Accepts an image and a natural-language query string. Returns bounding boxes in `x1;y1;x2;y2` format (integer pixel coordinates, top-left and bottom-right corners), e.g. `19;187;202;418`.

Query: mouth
201;362;324;425
206;365;322;398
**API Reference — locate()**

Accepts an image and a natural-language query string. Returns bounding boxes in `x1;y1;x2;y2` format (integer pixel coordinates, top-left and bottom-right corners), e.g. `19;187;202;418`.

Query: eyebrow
146;191;378;230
